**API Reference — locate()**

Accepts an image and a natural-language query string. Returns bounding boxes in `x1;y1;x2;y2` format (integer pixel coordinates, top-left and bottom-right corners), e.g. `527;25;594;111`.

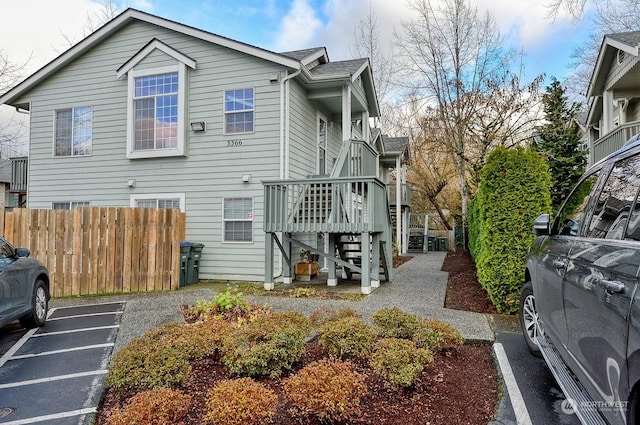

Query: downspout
280;69;301;179
395;156;401;255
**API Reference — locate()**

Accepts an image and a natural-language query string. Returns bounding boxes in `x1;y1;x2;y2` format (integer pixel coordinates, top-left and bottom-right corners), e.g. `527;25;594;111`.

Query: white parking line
31;325;119;337
46;311;123;321
0;370;108;389
1;407;97;425
494;343;533;425
0;329;38;368
9;343;114;360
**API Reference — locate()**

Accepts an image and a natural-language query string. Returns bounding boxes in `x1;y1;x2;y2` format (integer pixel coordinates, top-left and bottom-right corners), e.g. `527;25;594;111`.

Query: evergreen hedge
470;147;551;314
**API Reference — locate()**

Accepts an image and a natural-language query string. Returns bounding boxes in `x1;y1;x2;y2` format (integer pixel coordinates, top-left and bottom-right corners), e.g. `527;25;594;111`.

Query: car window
0;240;13;258
556;173;599;236
587;155;640;239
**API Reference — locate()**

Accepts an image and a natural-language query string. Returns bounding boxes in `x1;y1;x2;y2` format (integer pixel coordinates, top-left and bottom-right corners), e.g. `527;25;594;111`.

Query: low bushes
104;301;467;424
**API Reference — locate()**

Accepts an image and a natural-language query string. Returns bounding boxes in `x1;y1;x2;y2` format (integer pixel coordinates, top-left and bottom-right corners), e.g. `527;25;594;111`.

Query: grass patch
186;280;366;301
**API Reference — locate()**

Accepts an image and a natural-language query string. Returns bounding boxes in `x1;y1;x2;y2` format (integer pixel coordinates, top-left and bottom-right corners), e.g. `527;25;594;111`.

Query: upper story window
224;88;254;134
126;65;186;159
54;106;92;157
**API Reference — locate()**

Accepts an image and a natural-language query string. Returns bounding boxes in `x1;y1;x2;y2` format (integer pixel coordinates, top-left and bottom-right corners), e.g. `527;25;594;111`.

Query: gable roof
0;8;300;109
280;47;328;66
588;30;640;98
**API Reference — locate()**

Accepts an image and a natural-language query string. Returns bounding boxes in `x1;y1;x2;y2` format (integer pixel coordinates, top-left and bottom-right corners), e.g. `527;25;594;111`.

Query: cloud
273;0;324;51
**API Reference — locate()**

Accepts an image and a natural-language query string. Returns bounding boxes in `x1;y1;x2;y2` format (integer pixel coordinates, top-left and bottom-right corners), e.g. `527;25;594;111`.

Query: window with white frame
127;65;185;159
223;197;253;242
130;193;185;212
224;88;254;134
52;201;90;210
54;106;93;157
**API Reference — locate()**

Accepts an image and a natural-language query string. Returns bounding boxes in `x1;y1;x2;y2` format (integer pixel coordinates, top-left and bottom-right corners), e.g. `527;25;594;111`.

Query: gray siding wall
17;20;302;281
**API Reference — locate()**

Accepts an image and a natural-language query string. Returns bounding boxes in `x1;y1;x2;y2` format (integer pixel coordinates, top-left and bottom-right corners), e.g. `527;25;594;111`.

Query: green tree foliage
471;147;551;313
532;78;587;212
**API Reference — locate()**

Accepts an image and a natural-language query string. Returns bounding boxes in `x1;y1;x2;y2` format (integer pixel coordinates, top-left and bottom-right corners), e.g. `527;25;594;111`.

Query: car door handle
598;279;626;294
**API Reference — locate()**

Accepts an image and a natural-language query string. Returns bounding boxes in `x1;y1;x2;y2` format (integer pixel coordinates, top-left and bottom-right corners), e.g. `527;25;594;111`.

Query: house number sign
227;140;242;147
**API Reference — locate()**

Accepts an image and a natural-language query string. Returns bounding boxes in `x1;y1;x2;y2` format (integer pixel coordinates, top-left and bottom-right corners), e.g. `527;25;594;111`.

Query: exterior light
190;121;206;132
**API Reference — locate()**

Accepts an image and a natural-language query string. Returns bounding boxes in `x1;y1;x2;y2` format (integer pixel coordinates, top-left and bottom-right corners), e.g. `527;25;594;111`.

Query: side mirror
15;248;30;258
533;214;551;236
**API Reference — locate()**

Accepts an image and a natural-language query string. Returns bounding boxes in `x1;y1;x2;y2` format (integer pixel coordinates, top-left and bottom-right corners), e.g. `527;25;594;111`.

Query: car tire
519;281;542;357
19;279;49;329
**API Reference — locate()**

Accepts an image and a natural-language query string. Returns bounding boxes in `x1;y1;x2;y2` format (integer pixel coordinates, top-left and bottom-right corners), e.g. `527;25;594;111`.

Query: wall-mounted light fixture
269;73;280;83
190;121;206;132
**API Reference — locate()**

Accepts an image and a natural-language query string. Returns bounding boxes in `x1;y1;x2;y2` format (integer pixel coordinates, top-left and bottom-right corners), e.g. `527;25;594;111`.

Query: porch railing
263;177;388;234
388;183;411;207
10;156;27;193
331;139;378;178
592;122;640;164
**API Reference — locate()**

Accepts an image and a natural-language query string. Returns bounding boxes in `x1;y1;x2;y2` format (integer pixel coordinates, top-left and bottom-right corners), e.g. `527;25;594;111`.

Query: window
54;106;92;157
223;197;253;242
224;88;254;134
130;193;185;212
127;65;185;159
588;155;640;239
52;201;90;210
555;173;600;236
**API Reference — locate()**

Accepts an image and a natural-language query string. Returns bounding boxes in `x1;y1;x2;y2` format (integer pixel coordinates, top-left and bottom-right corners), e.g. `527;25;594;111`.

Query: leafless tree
395;0;543;245
0;51;30;158
59;0;121;48
350;3;396;134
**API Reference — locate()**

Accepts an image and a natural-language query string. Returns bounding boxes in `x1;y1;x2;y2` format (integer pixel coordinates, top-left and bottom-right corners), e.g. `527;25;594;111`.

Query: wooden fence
0;207;186;297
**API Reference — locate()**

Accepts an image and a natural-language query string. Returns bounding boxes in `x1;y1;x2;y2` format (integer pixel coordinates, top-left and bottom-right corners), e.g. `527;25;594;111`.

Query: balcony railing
263;177;388;234
10;157;27;193
388;183;411;207
592;122;640;164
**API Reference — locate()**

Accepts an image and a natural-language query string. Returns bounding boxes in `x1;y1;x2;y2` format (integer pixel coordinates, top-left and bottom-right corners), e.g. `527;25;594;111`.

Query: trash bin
179;242;192;287
427;235;436;252
438;237;448;251
187;243;204;284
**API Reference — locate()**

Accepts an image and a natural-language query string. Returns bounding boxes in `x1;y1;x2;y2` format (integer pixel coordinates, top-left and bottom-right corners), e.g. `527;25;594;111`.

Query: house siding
17;20;294;281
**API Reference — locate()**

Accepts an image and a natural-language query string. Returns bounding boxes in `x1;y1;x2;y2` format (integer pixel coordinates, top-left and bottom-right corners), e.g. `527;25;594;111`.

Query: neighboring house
586;31;640;165
0;8;407;293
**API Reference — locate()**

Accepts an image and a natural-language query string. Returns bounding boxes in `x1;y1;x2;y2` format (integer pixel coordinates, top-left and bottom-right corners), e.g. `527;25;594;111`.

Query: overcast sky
1;0;591;152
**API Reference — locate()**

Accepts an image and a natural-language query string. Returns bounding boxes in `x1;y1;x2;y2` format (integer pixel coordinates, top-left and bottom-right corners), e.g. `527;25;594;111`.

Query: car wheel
19;279;49;329
519;281;542;357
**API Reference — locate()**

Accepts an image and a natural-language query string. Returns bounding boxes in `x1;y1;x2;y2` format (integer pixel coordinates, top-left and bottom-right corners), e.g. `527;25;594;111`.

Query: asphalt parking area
0;302;124;425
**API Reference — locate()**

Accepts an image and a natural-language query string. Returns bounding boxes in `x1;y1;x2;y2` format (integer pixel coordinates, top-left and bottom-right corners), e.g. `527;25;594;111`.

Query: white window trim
222;196;254;244
51;201;90;210
317;112;327;175
52;106;93;158
126;64;186;159
223;87;256;136
130;193;186;212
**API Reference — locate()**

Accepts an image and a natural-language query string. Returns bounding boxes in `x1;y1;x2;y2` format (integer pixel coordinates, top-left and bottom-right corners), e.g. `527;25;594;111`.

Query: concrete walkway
51;252;497;355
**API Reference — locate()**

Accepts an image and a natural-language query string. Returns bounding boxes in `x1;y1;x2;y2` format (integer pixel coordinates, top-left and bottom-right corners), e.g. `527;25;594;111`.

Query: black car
0;237;50;329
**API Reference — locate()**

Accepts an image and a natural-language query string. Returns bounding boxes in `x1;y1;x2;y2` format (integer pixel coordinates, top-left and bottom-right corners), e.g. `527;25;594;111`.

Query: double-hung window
54;106;93;157
127;65;186;159
52;201;90;210
223;197;253;242
130;193;185;212
224;88;254;134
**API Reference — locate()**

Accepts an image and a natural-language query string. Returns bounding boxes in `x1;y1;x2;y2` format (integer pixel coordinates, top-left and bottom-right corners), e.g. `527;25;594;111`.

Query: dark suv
520;134;640;425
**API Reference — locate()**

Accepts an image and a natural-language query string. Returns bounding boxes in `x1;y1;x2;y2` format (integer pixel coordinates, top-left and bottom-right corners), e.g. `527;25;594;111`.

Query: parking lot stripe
8;343;114;360
46;311;123;321
494;343;533;425
1;407;97;425
0;329;38;369
30;325;119;337
0;370;108;389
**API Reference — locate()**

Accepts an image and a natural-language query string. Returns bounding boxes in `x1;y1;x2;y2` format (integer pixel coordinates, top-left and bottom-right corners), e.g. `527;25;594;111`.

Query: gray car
0;237;50;329
520;134;640;425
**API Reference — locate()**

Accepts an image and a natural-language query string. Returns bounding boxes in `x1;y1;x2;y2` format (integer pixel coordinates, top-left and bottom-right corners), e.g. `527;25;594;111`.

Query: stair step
535;334;608;425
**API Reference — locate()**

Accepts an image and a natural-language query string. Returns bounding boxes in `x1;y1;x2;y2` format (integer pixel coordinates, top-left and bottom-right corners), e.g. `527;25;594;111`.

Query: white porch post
342;84;351;142
603;90;613;135
395;156;401;253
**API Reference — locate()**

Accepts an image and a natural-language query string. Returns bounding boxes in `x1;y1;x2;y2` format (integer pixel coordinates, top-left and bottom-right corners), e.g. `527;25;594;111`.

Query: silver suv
520;135;640;425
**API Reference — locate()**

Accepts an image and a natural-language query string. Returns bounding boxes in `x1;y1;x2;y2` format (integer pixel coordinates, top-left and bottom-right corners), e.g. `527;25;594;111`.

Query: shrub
371;307;420;339
190;288;253;321
106;324;193;392
107;388;191;425
470;146;552;313
370;338;433;387
317;316;378;359
284;359;366;422
222;310;311;377
205;378;277;425
413;318;463;351
309;307;360;329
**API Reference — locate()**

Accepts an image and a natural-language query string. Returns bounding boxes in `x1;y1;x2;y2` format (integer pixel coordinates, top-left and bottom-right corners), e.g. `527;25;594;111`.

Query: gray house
586;31;640;165
0;9;407;293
